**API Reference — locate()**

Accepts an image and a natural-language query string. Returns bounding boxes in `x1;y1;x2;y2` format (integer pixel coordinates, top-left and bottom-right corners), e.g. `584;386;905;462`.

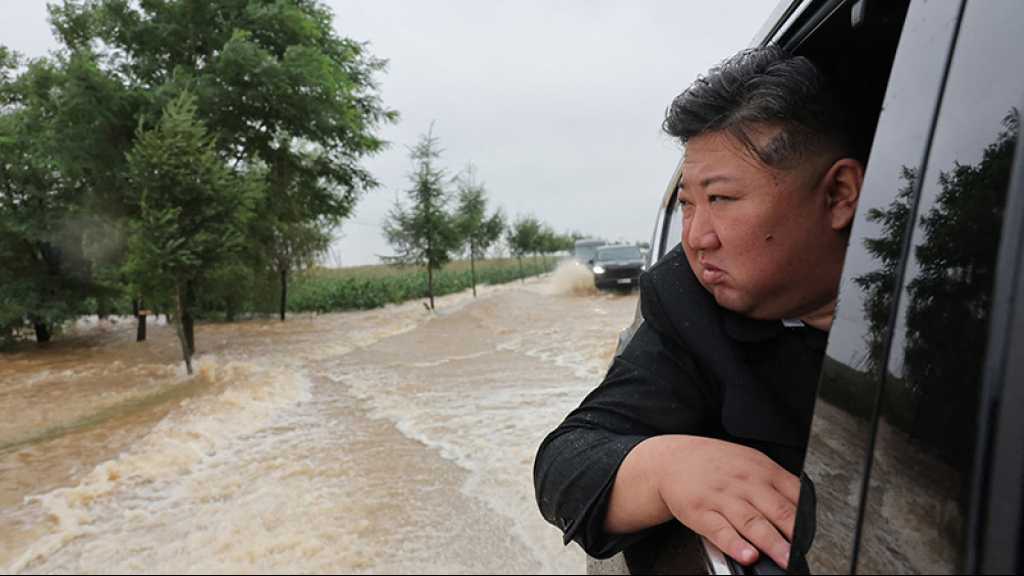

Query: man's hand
605;435;800;568
658;436;799;568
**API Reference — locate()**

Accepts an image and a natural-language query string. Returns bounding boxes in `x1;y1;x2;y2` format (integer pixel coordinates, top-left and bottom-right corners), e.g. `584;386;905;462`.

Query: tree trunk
97;296;110;320
33;321;51;343
426;235;435;310
279;267;288;321
174;283;193;375
470;248;477;298
518;256;524;283
427;265;435;310
183;281;196;356
133;298;147;342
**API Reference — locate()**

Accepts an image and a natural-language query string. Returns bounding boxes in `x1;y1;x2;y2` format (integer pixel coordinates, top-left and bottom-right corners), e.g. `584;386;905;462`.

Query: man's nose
685;207;720;251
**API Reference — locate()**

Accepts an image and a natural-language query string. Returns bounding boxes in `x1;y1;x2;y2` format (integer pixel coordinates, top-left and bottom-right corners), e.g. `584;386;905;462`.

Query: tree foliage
0;52;103;343
454;165;504;297
506;215;541;282
0;0;394;351
506;215;541;258
125;92;258;372
382;128;461;310
46;0;397;323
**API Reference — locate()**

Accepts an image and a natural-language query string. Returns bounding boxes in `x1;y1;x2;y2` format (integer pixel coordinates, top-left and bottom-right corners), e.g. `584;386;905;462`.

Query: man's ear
824;158;864;231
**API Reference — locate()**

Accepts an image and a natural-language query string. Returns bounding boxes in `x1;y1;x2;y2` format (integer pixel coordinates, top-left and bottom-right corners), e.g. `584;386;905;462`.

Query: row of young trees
0;1;395;373
384;128;579;309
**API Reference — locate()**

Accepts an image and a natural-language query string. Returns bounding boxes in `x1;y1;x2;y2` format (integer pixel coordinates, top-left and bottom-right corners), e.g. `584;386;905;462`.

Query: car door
791;0;963;573
840;1;1024;573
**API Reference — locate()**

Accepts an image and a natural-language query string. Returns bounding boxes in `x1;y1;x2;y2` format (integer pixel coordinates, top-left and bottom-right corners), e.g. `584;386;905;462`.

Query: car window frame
850;3;1024;572
840;1;966;571
654;162;685;263
971;92;1024;574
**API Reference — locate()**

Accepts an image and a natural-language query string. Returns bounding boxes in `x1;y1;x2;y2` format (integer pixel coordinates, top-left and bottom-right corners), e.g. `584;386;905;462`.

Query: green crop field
288;257;558;313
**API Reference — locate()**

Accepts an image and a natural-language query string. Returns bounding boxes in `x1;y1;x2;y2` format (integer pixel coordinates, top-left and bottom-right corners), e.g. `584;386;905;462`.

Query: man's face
678;128;849;320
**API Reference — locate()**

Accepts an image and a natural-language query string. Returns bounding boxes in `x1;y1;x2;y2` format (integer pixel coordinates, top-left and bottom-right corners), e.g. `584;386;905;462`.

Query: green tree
124;93;258;374
454;166;505;297
267;219;331;320
535;224;573;267
51;51;146;329
49;0;396;322
2;47;149;339
507;215;542;283
0;51;101;343
383;128;460;310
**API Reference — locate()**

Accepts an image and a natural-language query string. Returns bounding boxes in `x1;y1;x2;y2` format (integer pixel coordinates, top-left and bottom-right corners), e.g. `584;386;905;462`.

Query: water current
0;263;638;574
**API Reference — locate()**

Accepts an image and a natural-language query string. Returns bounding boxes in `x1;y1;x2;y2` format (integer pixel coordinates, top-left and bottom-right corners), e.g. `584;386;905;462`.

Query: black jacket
533;246;827;558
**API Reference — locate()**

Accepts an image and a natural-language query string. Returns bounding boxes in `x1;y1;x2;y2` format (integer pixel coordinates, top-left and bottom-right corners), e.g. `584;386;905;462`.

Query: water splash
541;260;598;296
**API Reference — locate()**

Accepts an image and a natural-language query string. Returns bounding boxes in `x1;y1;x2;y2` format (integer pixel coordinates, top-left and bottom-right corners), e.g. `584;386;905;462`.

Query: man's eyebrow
678;175;734;190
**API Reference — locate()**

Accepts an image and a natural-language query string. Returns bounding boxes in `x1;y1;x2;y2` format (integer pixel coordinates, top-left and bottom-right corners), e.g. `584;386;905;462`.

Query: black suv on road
591;245;645;291
596;0;1024;574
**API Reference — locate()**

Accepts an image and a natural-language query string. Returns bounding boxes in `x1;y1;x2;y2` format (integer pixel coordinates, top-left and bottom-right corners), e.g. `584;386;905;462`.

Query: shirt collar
722;310;830;351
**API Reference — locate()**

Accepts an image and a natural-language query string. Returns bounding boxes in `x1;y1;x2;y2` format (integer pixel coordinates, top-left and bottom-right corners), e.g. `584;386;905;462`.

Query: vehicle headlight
592;265;605;274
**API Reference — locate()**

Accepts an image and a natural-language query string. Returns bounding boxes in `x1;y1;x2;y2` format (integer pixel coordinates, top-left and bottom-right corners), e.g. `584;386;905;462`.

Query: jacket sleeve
532;312;714;558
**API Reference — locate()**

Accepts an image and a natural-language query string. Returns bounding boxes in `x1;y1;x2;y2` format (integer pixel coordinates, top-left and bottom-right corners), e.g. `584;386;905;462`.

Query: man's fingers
695;510;760;566
772;470;801;506
747;486;797;541
727;502;791;569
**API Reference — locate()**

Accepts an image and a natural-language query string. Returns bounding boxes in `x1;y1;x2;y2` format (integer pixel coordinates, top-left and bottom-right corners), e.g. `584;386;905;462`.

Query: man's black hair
663;45;858;169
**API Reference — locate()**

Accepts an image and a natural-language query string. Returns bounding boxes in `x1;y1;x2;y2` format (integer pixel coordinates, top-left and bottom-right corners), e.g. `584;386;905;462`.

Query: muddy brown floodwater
0;263;638;574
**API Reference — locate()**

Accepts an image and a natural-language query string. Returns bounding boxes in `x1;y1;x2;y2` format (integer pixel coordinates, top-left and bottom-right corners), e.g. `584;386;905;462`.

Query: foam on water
6;355;313;573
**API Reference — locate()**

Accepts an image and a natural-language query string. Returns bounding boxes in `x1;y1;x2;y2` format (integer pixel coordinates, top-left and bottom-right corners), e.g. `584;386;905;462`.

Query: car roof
597;245;640;253
752;0;804;46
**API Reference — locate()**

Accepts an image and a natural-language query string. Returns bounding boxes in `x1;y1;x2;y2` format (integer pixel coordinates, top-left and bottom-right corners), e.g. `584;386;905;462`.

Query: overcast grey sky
1;0;777;266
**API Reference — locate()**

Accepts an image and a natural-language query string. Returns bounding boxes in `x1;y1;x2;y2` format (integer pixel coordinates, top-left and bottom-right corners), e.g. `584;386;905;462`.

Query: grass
288;256;557;313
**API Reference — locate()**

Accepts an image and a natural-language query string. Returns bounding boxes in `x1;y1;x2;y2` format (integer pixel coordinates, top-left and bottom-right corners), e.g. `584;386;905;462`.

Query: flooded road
0;265;639;574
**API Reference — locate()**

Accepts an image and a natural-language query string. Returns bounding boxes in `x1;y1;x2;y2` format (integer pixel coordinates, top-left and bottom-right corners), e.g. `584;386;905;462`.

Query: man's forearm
603;435;688;534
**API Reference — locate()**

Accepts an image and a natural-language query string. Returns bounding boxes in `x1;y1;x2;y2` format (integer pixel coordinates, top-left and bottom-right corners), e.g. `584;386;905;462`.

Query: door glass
796;0;961;573
855;2;1024;573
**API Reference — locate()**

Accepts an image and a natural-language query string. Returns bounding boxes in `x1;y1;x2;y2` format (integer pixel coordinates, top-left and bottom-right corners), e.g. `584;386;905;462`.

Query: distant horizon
321;237;650;269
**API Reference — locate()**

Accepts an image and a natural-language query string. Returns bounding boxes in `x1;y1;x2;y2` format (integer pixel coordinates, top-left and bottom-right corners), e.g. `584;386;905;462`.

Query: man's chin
709;287;774;319
708;286;751;314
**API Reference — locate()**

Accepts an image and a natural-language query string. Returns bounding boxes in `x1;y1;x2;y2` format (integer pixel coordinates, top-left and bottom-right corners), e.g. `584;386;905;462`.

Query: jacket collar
722;308;786;342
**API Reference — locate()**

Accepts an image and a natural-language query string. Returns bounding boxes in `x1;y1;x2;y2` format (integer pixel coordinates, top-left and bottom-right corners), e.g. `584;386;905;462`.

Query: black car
594;0;1024;574
591;245;645;291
